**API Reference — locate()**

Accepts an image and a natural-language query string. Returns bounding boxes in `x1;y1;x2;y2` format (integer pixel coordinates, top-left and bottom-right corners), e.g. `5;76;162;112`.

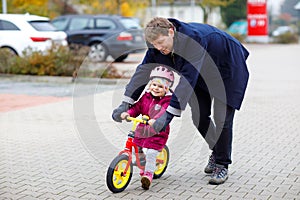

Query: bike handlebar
126;115;149;125
125;115;150;134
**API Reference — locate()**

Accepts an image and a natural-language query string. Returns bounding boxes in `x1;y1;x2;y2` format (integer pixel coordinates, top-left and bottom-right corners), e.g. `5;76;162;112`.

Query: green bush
0;48;16;71
0;44;89;76
273;32;299;44
0;44;126;79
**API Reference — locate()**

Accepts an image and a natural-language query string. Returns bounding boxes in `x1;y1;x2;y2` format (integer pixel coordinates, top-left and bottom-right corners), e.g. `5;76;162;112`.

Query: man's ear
168;28;175;37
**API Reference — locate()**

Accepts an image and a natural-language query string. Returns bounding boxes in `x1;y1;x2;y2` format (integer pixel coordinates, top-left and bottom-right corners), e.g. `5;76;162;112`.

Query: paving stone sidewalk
0;44;299;199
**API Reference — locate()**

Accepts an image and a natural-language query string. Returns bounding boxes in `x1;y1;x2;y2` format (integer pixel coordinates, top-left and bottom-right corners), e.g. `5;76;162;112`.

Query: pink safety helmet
150;66;174;87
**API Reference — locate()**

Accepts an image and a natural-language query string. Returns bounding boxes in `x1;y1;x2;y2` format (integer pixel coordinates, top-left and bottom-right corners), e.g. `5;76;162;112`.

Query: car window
120;18;141;29
95;19;116;30
51;18;68;31
0;20;20;30
29;21;57;31
227;21;247;35
69;17;92;31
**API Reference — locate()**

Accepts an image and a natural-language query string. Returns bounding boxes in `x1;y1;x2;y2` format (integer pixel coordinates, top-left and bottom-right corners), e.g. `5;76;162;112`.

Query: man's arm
152;36;207;131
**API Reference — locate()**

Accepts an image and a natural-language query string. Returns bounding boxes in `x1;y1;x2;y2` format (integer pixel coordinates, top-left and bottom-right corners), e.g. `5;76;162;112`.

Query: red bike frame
117;116;148;176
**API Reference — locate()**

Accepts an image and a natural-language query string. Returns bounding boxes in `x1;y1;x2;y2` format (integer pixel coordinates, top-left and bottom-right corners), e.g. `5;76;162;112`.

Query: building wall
140;4;222;27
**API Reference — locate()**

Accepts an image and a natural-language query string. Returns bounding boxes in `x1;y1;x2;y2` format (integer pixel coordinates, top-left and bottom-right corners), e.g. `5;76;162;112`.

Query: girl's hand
148;119;156;126
120;112;129;120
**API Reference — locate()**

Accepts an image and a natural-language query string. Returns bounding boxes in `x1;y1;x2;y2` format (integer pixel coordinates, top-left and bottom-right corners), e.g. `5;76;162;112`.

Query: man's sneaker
208;164;228;185
141;171;153;190
204;154;216;174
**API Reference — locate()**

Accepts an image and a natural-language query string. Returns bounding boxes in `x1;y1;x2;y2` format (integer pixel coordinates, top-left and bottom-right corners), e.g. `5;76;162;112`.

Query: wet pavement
0;81;75;97
0;79;124;97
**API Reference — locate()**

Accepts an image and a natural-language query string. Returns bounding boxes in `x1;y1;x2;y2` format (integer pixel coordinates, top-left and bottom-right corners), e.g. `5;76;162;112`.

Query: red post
247;0;269;42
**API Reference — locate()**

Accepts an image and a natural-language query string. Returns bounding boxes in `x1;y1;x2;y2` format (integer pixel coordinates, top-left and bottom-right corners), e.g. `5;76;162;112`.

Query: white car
272;26;295;37
0;13;67;56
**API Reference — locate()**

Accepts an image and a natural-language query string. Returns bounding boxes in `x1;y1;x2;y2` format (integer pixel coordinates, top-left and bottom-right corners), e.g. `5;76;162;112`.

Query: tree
1;0;75;18
220;0;247;27
4;0;49;17
2;0;148;18
196;0;236;24
120;0;149;17
76;0;148;16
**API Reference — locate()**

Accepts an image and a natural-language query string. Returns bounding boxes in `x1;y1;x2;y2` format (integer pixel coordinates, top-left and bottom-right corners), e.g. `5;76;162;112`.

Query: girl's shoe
141;172;153;190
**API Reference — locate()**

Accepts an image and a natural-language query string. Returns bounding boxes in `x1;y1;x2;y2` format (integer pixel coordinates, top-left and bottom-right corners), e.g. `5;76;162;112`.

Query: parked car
51;15;147;62
227;20;247;36
272;26;296;37
0;14;67;56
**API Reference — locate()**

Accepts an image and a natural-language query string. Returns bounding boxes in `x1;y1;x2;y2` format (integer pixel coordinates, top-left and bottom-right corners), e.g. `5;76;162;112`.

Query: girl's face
149;81;166;97
150;28;174;55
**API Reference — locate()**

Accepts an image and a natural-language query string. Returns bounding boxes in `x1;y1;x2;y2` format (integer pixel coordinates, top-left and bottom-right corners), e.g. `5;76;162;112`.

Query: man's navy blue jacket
124;18;249;116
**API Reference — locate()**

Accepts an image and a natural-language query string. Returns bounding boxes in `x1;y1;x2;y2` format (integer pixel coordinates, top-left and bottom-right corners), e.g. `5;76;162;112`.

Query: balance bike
106;115;169;193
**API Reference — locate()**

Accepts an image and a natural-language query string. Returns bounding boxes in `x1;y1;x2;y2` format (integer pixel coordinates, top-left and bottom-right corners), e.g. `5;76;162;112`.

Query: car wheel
113;54;128;62
0;47;18;56
88;43;108;62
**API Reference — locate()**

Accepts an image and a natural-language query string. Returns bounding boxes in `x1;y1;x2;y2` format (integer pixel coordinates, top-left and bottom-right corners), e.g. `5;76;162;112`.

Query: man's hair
144;17;174;42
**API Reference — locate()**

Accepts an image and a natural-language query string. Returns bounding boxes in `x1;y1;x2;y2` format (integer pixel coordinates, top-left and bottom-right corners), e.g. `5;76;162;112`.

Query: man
112;17;249;185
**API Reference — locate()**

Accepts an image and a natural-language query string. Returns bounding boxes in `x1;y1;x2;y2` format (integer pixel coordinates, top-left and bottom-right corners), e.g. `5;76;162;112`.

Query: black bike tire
106;154;133;193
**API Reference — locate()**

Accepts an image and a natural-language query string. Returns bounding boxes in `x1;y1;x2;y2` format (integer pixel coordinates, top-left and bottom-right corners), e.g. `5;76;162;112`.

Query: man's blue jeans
189;87;235;168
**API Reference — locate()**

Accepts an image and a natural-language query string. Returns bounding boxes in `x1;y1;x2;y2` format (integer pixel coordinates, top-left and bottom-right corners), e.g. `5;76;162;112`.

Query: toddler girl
120;65;174;190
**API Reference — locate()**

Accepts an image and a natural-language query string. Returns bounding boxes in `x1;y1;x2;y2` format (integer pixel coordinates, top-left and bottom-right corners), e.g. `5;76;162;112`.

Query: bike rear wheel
153;145;169;179
106;154;133;193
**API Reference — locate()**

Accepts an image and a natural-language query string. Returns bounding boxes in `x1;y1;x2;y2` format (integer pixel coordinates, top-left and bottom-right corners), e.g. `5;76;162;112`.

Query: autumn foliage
2;0;148;18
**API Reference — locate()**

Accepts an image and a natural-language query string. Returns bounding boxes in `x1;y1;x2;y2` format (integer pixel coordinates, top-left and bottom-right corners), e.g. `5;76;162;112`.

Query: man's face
150;28;174;55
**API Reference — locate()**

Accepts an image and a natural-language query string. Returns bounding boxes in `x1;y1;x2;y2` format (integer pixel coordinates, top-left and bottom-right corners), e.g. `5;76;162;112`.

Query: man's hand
152;111;174;133
112;102;130;122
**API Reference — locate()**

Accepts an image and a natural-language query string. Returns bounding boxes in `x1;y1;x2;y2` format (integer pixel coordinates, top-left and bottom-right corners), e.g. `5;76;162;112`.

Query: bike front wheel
153;145;169;179
106;154;133;193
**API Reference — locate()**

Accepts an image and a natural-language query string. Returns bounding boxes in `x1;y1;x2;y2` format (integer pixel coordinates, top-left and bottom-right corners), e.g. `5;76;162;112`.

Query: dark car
51;15;146;62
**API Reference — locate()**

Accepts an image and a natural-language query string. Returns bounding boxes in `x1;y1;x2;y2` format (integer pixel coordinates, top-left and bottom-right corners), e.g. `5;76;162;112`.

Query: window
95;19;116;30
29;21;57;31
69;17;92;31
120;18;141;29
0;20;20;30
51;18;68;31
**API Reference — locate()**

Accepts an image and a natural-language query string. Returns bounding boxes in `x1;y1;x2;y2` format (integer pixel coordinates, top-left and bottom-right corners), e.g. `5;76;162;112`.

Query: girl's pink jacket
127;91;172;150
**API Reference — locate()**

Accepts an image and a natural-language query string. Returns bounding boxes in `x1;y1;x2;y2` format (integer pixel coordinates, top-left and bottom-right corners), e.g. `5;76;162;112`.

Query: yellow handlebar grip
126;116;149;124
